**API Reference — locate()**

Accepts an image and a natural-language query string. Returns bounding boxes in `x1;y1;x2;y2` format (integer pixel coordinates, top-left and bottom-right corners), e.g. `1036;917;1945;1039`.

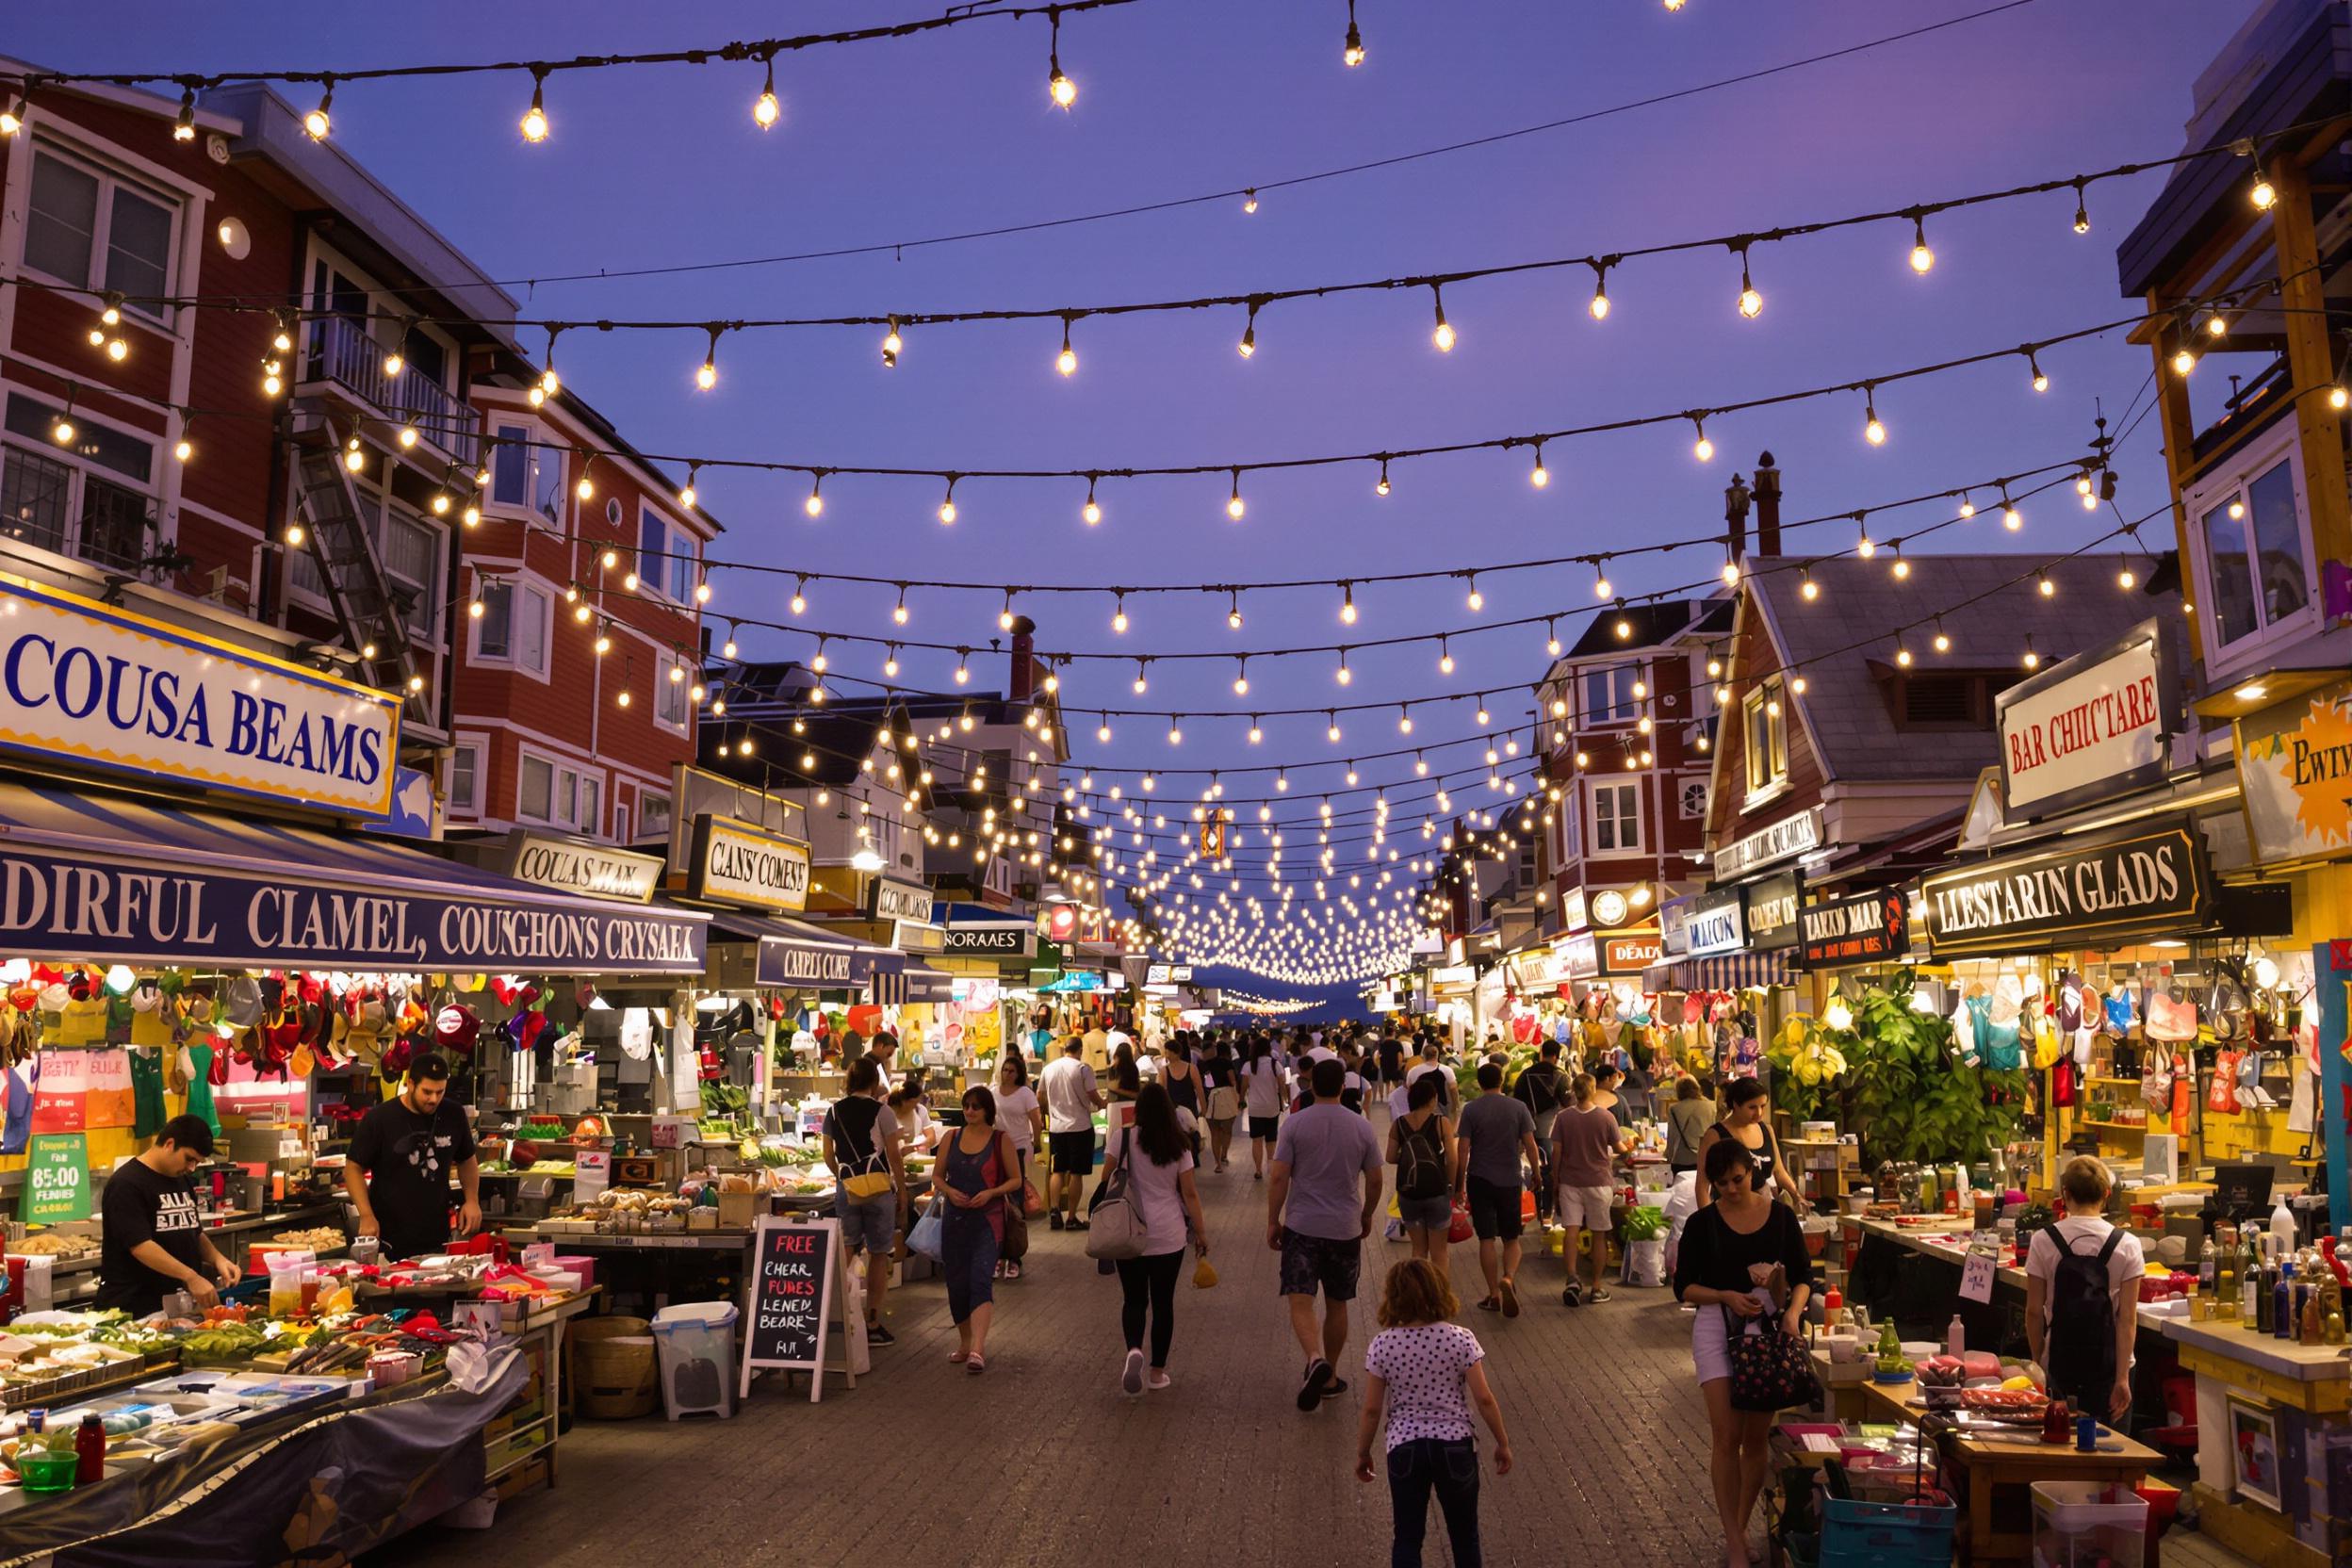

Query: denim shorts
836;1190;898;1256
1397;1193;1452;1232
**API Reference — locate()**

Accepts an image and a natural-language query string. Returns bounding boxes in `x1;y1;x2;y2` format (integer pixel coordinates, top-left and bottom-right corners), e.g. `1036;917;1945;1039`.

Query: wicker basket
570;1315;658;1419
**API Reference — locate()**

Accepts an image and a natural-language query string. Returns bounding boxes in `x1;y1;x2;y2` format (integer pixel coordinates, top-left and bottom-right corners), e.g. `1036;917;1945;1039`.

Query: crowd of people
833;1015;1802;1568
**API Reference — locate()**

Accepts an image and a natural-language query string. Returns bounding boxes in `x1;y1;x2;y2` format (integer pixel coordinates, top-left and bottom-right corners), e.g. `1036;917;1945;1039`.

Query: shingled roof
1743;552;2180;784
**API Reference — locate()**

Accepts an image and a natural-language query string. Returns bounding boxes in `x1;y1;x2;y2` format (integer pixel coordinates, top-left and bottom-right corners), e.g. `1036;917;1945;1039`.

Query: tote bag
1085;1129;1148;1261
906;1196;946;1261
1723;1308;1819;1413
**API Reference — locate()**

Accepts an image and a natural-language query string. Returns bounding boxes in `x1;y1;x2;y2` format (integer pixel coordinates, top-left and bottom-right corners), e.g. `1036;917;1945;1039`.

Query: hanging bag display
2145;990;2197;1043
2140;1051;2174;1112
2207;1049;2243;1116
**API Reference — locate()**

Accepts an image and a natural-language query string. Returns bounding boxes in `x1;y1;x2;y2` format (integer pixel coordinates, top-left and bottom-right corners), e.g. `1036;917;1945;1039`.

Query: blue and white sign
0;575;400;817
756;934;896;989
0;843;705;973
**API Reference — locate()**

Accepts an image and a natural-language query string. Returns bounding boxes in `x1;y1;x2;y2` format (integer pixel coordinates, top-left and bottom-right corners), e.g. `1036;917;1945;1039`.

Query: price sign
21;1134;91;1225
649;1116;690;1151
573;1149;611;1202
522;1242;557;1270
1959;1233;1998;1304
740;1216;841;1402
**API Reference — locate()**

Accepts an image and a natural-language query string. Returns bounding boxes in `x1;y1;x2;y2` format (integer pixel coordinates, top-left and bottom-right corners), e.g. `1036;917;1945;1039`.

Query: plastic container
1820;1497;1955;1568
2030;1480;2148;1567
16;1446;80;1493
570;1315;658;1419
648;1300;739;1420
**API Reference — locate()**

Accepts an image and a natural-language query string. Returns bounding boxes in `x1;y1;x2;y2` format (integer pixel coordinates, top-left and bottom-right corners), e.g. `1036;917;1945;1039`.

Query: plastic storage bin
2030;1480;2148;1568
649;1301;739;1420
1819;1497;1955;1568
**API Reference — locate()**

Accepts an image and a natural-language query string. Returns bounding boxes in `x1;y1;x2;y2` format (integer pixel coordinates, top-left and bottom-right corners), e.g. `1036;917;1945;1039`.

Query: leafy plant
1622;1204;1669;1241
1772;970;2026;1168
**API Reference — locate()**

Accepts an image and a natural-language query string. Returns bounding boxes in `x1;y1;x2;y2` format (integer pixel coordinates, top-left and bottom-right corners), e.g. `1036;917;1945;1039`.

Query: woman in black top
1109;1041;1142;1102
1673;1139;1814;1568
1694;1075;1783;1206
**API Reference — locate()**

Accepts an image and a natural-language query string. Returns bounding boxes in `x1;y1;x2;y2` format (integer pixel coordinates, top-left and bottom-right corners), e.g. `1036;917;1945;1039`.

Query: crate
2029;1481;2147;1568
1819;1497;1955;1568
569;1315;657;1419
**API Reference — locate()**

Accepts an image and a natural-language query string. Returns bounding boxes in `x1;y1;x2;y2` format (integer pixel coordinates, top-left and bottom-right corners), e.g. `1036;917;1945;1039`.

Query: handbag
1003;1201;1029;1263
906;1196;946;1261
1084;1129;1148;1261
1447;1198;1474;1245
829;1103;896;1200
1723;1306;1819;1413
1208;1084;1239;1121
2145;990;2197;1042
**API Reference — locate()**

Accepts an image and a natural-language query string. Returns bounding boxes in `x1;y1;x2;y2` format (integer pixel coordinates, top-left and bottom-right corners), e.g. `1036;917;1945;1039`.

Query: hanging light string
0;2;1136;99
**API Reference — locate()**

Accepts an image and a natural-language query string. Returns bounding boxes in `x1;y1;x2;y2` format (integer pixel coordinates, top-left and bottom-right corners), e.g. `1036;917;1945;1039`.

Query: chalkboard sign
740;1216;842;1402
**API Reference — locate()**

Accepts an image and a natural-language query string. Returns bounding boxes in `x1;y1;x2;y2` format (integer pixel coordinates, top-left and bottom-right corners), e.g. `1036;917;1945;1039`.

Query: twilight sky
19;1;2258;1004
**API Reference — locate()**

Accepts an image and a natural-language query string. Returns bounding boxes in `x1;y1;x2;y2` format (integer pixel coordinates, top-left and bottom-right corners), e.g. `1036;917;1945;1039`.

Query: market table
25;1200;350;1309
498;1225;760;1316
2158;1316;2350;1568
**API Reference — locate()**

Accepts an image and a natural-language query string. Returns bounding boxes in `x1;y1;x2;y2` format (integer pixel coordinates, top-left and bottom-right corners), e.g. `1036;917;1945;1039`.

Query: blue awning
0;781;707;973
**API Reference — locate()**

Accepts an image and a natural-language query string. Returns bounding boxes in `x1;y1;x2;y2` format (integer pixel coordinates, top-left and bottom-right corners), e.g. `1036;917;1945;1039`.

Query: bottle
2216;1224;2239;1319
1823;1286;1845;1330
24;1409;47;1437
2272;1262;2293;1338
74;1413;103;1485
2250;1255;2270;1331
1947;1314;1968;1359
2273;1196;2298;1254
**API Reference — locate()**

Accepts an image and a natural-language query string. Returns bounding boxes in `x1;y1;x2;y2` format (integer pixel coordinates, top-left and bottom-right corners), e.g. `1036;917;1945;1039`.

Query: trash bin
649;1301;739;1420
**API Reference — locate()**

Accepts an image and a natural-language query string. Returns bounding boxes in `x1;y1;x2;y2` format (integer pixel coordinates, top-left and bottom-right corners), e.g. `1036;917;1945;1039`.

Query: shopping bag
1446;1200;1473;1244
906;1197;946;1261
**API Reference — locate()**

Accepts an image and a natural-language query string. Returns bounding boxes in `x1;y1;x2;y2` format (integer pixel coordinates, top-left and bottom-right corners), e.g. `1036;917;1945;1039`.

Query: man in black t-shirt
98;1115;239;1315
348;1054;481;1261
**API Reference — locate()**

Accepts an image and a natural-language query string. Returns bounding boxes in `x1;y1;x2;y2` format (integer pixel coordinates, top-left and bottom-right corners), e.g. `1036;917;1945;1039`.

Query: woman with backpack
1099;1083;1209;1394
2023;1156;2144;1425
1388;1071;1459;1277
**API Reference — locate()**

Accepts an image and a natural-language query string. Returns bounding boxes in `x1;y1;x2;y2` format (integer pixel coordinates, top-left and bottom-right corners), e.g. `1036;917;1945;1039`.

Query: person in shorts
821;1057;905;1345
1241;1036;1287;1179
1452;1062;1540;1318
1551;1072;1631;1306
1268;1058;1385;1412
1039;1036;1103;1230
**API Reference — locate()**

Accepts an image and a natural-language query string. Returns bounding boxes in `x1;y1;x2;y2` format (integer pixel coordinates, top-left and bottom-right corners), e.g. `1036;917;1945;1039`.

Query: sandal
949;1350;970;1364
966;1353;988;1375
1004;1260;1022;1280
1476;1296;1502;1313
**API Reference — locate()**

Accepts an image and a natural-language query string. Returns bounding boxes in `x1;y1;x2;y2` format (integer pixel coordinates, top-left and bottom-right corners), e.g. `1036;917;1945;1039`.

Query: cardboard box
716;1191;758;1230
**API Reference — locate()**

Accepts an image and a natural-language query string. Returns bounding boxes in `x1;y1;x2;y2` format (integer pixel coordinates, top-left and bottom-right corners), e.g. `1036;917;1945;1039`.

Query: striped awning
874;964;956;1005
1641;950;1796;994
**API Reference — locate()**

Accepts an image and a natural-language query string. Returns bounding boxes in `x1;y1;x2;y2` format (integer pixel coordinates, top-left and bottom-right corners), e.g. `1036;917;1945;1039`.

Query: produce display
269;1227;348;1251
9;1233;99;1260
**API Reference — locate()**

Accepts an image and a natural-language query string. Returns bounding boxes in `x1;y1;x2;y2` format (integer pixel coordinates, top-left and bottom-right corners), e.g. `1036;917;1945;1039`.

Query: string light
1588;259;1611;320
1933;617;1951;653
753;53;780;129
1343;0;1364;66
1055;316;1078;377
1528;441;1550;487
1862;388;1887;446
1047;9;1076;107
520;67;550;143
1242;188;1260;216
2071;180;2091;235
696;324;723;389
2027;351;2049;393
1691;416;1714;463
1735;245;1763;318
1375;458;1391;498
1464;574;1483;612
1429;286;1455;352
2022;637;2040;670
804;471;825;517
939;476;958;525
1592;564;1614;599
1112;594;1128;633
2001;491;2022;531
302;76;334;140
1083;475;1102;525
1907;212;1935;273
1335;650;1352;686
1238;300;1259;358
1225;469;1246;521
1339;583;1357;625
1227;590;1245;629
2249;164;2277;211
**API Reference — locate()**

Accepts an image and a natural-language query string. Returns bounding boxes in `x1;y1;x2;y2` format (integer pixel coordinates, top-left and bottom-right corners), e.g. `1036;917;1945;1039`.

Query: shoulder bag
1085;1129;1149;1260
1723;1303;1819;1413
831;1104;895;1200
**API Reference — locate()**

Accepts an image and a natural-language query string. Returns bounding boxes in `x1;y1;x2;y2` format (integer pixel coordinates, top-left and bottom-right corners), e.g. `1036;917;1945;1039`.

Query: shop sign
891;920;945;954
1601;931;1663;973
756;935;893;989
1684;888;1749;957
0;574;401;817
1559;887;1589;932
1589;888;1632;928
1559;930;1600;980
742;1216;841;1398
20;1133;90;1224
497;829;662;904
868;875;934;925
1744;871;1802;951
941;923;1035;959
1145;962;1195;985
1658;894;1693;956
1996;619;2176;823
1919;815;2213;958
2234;677;2352;866
685;813;810;913
1712;808;1821;881
1800;888;1911;968
0;845;707;972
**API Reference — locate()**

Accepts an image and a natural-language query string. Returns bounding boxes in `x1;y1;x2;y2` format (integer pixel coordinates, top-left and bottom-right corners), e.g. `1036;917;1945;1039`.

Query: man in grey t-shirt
1454;1062;1542;1318
1267;1057;1384;1411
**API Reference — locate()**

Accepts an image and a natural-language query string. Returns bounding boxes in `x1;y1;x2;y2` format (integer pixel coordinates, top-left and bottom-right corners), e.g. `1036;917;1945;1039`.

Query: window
613;803;631;846
1679;778;1709;820
517;749;589;829
471;578;550;678
655;651;692;729
1591;780;1642;854
2196;449;2312;654
1743;678;1788;796
579;775;603;839
445;743;481;817
637;507;696;603
1;395;157;572
488;424;565;523
1582;663;1643;726
378;505;439;639
640;792;674;841
22;147;177;320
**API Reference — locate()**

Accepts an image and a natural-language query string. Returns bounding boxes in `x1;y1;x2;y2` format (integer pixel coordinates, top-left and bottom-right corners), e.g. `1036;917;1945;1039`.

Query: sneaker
1298;1358;1333;1411
1049;1212;1066;1232
1476;1296;1502;1313
1147;1369;1173;1392
867;1323;896;1347
1071;1217;1090;1231
1321;1378;1349;1399
1561;1282;1583;1309
1588;1287;1615;1304
1121;1348;1146;1397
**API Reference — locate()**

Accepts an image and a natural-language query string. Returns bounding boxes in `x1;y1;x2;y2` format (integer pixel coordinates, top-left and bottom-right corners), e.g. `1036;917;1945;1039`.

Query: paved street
370;1145;1728;1566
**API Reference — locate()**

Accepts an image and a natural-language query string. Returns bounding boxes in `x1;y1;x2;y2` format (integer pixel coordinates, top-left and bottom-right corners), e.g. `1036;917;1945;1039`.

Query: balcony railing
302;316;478;467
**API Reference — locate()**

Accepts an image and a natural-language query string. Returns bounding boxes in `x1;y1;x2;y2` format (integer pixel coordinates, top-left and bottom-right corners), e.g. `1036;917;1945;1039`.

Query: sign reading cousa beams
0;575;400;817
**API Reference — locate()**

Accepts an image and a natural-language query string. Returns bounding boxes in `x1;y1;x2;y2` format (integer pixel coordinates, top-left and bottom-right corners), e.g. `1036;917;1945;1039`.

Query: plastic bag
906;1197;946;1261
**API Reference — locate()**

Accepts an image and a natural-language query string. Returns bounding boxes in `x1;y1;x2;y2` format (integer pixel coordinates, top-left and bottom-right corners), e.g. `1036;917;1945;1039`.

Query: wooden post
2264;156;2352;577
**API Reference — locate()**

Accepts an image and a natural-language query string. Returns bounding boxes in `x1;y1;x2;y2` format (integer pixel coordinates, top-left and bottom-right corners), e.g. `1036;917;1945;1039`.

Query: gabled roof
1743;553;2179;784
1563;597;1721;660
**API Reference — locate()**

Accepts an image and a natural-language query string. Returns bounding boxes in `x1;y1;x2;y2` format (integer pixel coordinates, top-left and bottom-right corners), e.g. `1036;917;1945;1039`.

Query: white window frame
483;418;567;526
1588;778;1643;855
653;648;692;733
635;501;697;605
639;790;675;841
579;773;603;840
0;392;161;574
515;743;588;831
444;738;484;819
1678;776;1710;821
613;801;631;847
1581;662;1644;727
1742;678;1789;804
17;139;182;325
375;502;442;642
2180;418;2322;681
467;575;553;681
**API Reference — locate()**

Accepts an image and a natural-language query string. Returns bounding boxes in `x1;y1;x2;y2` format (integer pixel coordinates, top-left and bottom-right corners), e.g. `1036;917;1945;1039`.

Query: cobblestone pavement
365;1152;2244;1567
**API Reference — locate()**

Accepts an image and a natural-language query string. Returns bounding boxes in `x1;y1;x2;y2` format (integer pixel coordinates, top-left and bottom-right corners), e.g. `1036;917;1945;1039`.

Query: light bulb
1336;663;1352;686
576;474;594;501
1593;573;1613;600
1050;66;1075;108
696;357;717;391
1933;628;1951;652
2332;384;2349;411
882;322;903;364
2003;504;2023;531
1722;558;1740;585
1864;408;1886;446
173;435;194;463
1589;284;1609;321
463;503;481;526
1083;491;1102;526
754;60;780;128
1908;217;1935;274
805;479;824;517
1340;591;1357;625
302;90;332;141
2250;171;2277;210
1439;648;1454;675
1892;556;1911;580
2170;347;2196;377
1432;304;1455;353
1800;576;1818;601
520;78;549;142
1856;533;1876;560
1226;473;1246;520
343;446;366;473
1693;432;1714;463
285;522;305;547
1466;581;1483;612
1242;188;1259;214
382;350;403;377
2116;565;2136;590
939;498;957;525
1344;14;1364;64
1055;323;1077;377
397;425;418;449
1738;270;1763;318
722;637;738;660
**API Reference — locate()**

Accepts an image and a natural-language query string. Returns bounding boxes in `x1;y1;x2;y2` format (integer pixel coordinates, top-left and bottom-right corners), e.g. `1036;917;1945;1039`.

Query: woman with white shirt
1101;1083;1209;1394
994;1054;1045;1281
1239;1036;1286;1180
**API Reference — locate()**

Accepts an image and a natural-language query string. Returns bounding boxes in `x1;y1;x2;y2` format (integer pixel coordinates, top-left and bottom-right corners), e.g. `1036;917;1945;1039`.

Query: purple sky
21;2;2255;1004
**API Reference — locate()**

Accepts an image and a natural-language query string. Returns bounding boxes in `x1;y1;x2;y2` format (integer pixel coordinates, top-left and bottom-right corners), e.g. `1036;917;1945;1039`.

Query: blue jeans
1386;1437;1480;1568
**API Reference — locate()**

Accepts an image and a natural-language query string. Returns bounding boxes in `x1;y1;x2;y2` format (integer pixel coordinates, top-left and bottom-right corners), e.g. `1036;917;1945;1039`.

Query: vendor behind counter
96;1115;242;1315
346;1054;482;1262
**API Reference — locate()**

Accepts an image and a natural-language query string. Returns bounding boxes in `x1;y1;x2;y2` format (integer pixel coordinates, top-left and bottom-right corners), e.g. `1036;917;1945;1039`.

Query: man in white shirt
1404;1039;1456;1117
2023;1156;2145;1423
1039;1037;1104;1231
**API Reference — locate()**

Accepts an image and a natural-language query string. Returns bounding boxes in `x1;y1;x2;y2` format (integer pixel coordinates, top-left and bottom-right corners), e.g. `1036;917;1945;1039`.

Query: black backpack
1397;1116;1448;1200
2046;1227;2124;1392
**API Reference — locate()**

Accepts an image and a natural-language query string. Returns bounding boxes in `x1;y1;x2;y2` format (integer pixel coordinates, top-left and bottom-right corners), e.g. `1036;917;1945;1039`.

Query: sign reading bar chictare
1919;816;2213;957
1996;619;2175;824
1684;888;1748;957
498;830;663;903
1712;808;1821;881
0;574;401;818
686;813;811;913
1799;888;1911;968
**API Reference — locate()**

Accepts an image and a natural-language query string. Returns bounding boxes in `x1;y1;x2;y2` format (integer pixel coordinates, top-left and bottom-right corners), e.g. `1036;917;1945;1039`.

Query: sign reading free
0;574;400;817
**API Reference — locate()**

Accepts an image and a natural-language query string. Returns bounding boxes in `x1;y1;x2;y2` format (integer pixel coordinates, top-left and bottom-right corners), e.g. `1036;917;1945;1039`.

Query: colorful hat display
433;1004;481;1054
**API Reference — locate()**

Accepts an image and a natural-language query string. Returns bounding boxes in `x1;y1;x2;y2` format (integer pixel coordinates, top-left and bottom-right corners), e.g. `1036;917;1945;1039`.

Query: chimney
1008;614;1037;702
1723;471;1752;560
1754;450;1782;555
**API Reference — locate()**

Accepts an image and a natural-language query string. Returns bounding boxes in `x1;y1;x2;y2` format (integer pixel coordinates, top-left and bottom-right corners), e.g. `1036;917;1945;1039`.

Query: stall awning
874;964;956;1004
0;782;708;973
1641;950;1795;994
705;909;901;989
